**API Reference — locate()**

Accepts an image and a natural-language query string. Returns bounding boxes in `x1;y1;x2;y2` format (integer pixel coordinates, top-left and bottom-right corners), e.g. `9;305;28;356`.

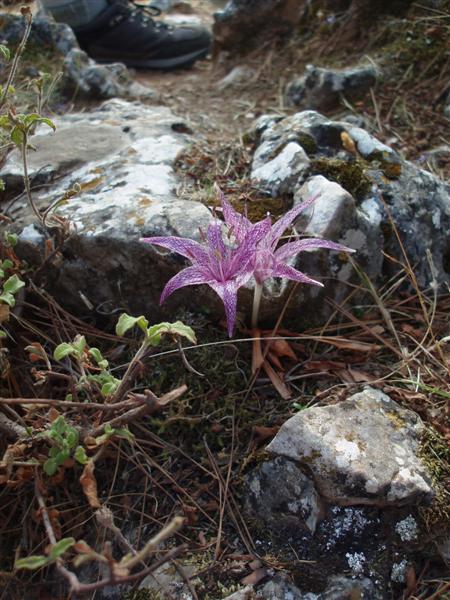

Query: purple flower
140;217;270;336
221;193;355;287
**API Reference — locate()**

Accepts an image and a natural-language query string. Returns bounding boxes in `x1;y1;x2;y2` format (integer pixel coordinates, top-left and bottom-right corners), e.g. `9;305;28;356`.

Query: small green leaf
54;342;76;361
74;445;88;465
1;259;13;270
43;457;59;476
116;313;148;337
101;380;119;397
88;347;103;364
0;291;15;307
49;537;76;560
146;321;196;346
10;126;24;148
0;45;10;61
72;335;86;356
0;179;5;191
24;113;56;131
0;115;11;128
3;274;25;295
5;233;17;246
111;427;134;443
66;429;78;448
15;555;49;570
0;329;7;338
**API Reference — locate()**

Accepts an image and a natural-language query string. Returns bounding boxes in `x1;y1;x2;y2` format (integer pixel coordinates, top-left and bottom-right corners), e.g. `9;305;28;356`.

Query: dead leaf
0;304;10;324
304;360;346;371
262;361;291;399
266;350;283;370
48;407;60;422
252;425;279;443
270;339;297;360
74;540;95;554
80;460;100;508
241;567;267;586
320;336;381;352
336;368;378;383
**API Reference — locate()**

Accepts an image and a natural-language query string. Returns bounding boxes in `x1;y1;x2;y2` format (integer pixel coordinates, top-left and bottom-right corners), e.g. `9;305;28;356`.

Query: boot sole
95;47;210;70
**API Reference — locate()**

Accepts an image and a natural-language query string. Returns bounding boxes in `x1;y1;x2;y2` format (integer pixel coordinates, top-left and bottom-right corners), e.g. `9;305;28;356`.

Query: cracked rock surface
267;387;434;504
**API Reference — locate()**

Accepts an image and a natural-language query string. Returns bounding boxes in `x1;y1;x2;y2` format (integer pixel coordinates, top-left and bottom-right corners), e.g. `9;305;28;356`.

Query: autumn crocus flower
140;218;270;336
221;193;355;326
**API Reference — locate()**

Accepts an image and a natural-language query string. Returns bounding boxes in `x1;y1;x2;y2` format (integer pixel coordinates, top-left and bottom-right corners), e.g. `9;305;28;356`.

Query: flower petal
221;193;252;243
207;221;227;256
140;236;208;262
271;262;324;287
269;194;319;243
232;215;272;271
160;265;210;304
275;238;355;262
209;279;239;337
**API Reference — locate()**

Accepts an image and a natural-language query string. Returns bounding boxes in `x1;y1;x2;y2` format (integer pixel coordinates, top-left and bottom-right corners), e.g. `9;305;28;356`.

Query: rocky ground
0;1;449;599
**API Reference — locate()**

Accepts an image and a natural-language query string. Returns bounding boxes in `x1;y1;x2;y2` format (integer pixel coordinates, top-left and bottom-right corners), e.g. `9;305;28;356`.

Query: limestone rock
267;387;434;505
217;65;256;90
250;110;450;290
0;12;78;55
4;99;213;317
318;576;382;600
251;142;310;196
285;64;378;112
63;48;156;100
139;561;196;599
244;457;322;534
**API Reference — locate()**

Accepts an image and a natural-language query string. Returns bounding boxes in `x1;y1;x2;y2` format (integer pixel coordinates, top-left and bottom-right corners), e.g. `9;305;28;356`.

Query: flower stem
251;282;263;329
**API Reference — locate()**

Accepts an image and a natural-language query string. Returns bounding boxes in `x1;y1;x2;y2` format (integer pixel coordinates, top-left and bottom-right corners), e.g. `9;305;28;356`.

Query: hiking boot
73;0;211;70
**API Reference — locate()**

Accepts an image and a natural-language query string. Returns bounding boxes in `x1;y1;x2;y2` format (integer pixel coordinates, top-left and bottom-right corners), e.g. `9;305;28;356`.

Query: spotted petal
140;236;208;262
271;262;323;287
275;238;355;262
221;193;252;243
269;195;319;244
209;279;240;337
160;265;211;304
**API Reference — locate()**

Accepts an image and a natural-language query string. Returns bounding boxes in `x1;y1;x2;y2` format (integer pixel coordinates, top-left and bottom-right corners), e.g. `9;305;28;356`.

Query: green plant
38;415;88;476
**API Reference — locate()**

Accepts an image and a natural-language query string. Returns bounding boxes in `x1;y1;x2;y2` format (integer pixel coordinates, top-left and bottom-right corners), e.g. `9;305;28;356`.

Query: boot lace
112;1;171;30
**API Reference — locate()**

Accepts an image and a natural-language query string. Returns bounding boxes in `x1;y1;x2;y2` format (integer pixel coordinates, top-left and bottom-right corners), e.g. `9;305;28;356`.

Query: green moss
310;157;372;200
418;426;450;530
296;132;318;155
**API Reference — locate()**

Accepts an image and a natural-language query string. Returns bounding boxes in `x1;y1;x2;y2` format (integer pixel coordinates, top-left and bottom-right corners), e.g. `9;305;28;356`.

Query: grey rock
251;142;310;196
250;110;450;290
217;65;256;90
63;48;156;100
257;576;305;599
319;576;382;600
222;587;255;600
267;387;434;505
139;561;196;599
244;457;322;534
0;13;78;55
285;64;378;112
0;121;130;189
6;99;215;318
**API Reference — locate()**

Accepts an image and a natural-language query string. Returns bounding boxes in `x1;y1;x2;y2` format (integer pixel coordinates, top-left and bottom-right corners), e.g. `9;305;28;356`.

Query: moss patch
310;157;372;200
